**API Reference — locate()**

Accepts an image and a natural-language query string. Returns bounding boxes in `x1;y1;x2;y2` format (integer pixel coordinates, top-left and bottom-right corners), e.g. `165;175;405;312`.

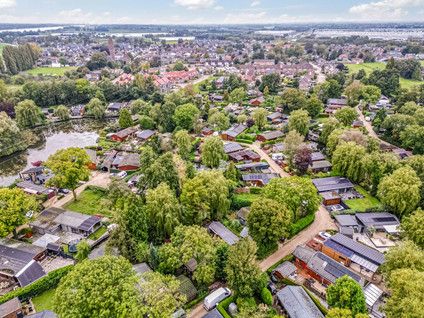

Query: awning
351;254;379;272
383;225;402;235
363;283;383;307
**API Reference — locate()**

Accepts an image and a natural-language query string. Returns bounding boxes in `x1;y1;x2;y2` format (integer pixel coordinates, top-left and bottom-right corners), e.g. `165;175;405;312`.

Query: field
32;289;55;312
345;185;382;212
193;76;219;93
63;187;112;217
26;67;77;76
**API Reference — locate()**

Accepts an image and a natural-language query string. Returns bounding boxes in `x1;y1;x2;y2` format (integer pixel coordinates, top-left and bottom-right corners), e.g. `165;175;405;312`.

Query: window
339;256;346;261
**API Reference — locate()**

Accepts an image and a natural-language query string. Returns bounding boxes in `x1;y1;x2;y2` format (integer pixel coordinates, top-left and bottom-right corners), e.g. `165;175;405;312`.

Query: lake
0;118;115;187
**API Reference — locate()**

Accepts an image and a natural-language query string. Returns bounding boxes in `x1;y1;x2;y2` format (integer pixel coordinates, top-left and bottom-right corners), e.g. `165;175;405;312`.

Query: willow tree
85;97;105;119
332;142;366;183
54;105;70;121
201;135;226;168
15;99;40;127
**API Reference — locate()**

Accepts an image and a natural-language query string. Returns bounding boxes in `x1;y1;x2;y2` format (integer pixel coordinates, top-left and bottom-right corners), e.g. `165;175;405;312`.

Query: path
175;75;211;91
354;105;390;146
312;63;326;84
250;141;290;177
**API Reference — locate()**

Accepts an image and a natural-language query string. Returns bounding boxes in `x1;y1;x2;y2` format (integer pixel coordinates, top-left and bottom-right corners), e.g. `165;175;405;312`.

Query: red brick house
0;297;22;318
110;126;138;142
84;149;97;170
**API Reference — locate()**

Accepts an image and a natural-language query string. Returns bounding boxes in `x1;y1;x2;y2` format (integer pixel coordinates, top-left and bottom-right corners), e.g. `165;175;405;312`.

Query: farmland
26;67;77;76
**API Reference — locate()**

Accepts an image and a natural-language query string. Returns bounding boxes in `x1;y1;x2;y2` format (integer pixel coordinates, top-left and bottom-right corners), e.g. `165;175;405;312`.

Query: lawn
32;289;55;312
345;185;382;212
193;76;220;93
232;192;262;204
88;226;108;240
63;187;111;217
26;67;77;76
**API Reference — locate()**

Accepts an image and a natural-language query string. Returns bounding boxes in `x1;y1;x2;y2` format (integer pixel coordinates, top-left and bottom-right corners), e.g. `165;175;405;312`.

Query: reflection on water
0;118;115;187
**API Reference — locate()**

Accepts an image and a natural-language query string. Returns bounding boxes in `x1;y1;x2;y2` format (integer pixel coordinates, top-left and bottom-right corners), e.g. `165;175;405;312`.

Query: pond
0;118;116;187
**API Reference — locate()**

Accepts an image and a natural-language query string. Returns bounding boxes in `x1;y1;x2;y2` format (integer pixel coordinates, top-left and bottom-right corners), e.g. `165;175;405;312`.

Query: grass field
26;66;77;76
32;289;55;312
232;192;261;204
63;188;111;217
345;185;382;212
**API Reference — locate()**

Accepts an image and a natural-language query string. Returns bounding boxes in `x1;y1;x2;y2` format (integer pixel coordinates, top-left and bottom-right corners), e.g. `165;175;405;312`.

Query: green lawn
63;188;111;217
193;76;220;93
88;226;108;240
26;67;77;76
233;192;261;204
32;289;55;312
345;185;382;211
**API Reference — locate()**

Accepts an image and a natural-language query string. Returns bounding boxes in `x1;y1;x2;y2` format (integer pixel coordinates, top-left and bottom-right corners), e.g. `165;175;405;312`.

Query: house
70;105;85;116
117;153;140;171
353;120;364;128
221;124;247;141
354;212;400;234
236;207;250;226
228;149;261;163
208;222;239;245
276;286;324;318
273;261;297;279
106;102;122;113
223;143;244;154
110;126;138;142
202;308;224;318
210;94;224;103
0;298;23;318
0;238;47;288
19;167;48;184
267;112;283;123
324;98;348;115
84;149;97;170
26;311;56;318
321;191;341;206
322;233;385;273
242;173;279;187
235;162;269;172
334;214;360;236
311;177;354;194
249;96;265;105
311;152;326;162
309;160;332;173
202;127;213;136
136;130;156;142
16;181;55;199
256;131;284;142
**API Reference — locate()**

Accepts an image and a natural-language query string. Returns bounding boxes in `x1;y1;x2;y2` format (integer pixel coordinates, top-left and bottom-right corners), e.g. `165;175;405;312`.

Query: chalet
272;261;297;279
228;149;261;163
249;97;265;105
335;212;401;235
110;126;138;142
223;143;244;154
242;173;279;187
309;160;332;173
311;152;326;162
0;238;47;288
321;191;341;206
84;149;97;170
276;286;324;318
353;120;364;128
210;94;224;103
201;127;213;136
322;233;385;273
256;131;284;142
106;102;122;113
311;177;354;194
235;162;269;172
135;130;156;142
0;298;23;318
208;222;239;245
117;153;140;171
222;124;247;141
69;105;85;116
16;181;55;199
267;112;283;123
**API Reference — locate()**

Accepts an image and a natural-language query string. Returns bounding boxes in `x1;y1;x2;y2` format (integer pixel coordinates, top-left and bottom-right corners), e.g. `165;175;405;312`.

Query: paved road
175;75;211;91
250;142;290;177
312;63;326;84
354;105;390;146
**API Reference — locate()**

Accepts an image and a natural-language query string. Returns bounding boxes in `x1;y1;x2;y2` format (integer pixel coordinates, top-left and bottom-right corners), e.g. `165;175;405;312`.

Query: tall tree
294;146;313;175
173;103;199;130
75;240;92;262
54;105;70;121
229;87;247;104
402;208;424;249
85;97;105;119
283;130;304;169
332;142;366;183
277;88;307;111
208;112;230;131
288;109;310;136
252;108;268;129
320;118;341;144
335;107;358;126
326;276;367;315
119;108;133;128
174;130;192;160
15;99;40;127
201;135;226;168
305;95;323;118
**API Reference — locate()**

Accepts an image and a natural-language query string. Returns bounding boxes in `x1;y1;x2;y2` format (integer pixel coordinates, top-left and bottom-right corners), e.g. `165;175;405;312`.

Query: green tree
328;79;343;98
305;95;323;118
263;86;269;96
237;114;247;124
361;85;381;104
75;240;92;262
326;128;344;156
278;88;307;111
173;103;200;130
332;142;366;183
215;244;229;280
149;243;160;270
251;108;268;129
86;51;108;70
335;107;358;126
138;115;155;130
202;135;226;168
326;276;367;315
131;99;150;115
0;111;29;157
175;130;192;160
402;208;424;249
320;118;341;144
0;188;38;238
378;166;421;216
54;105;70;121
288;109;310;136
15;99;40;127
85;97;105;119
344;82;364;106
326;308;369;318
399;101;419;116
106;211;137;262
173;61;185;71
118;108;133;128
208;112;230;131
229;87;247;104
225;161;238;182
283;130;304;169
225;239;264;297
401;125;424;155
247;198;291;248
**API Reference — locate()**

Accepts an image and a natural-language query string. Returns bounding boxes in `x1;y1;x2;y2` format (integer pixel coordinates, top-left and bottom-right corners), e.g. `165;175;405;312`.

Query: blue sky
1;0;424;24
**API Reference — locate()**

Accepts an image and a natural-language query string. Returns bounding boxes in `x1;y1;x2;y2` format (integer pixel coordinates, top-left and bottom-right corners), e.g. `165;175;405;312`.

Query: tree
399;101;419;116
229;87;247;104
225;239;264;297
283;130;304;169
184;84;195;97
326;276;367;315
118;108;133;128
333;142;366;183
225;162;238;183
402;208;424;249
345;82;364;106
0;188;38;238
328;79;343;98
320;118;341;144
294;146;313;175
247;199;291;248
86;51;108;70
75;240;91;262
382;113;415;142
401;125;424;155
173;103;199;130
335;107;358;126
263;176;320;221
131;99;150;115
0;111;30;157
326;308;369;318
106;210;137;262
208;112;230;131
288;109;310;136
145;183;182;241
54;105;70;121
259;73;281;93
173;61;185;71
361;85;381;105
377;166;421;216
278;88;307;111
251;108;268;129
85;97;105;119
15;99;40;127
44;147;91;201
202;135;226;168
175;130;192;160
138;115;155;130
149;243;160;270
237;114;247;124
263;86;269;96
315;81;331;103
215;244;229;280
305;95;323;118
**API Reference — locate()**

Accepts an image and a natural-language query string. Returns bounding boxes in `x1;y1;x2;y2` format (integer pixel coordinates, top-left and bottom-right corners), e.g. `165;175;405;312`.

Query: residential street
354;105;390;146
175;74;211;91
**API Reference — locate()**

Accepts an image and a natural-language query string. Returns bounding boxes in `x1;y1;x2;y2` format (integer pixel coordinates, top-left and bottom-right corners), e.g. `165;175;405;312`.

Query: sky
1;0;424;25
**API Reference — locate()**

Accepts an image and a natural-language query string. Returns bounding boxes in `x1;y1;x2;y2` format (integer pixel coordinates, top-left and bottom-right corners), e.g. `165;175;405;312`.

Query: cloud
0;0;16;9
214;5;224;11
250;1;261;7
349;0;424;20
224;11;266;23
103;11;110;16
58;9;93;23
173;0;215;10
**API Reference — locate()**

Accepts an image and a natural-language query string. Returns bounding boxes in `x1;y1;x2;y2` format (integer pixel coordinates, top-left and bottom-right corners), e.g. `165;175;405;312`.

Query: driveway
354;105;391;146
250;142;290;177
187;303;207;318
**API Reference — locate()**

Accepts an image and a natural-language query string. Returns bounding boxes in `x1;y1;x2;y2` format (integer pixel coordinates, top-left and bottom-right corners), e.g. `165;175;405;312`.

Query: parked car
270;274;278;283
267;281;277;295
58;188;70;194
318;232;332;240
204;287;231;311
117;171;127;179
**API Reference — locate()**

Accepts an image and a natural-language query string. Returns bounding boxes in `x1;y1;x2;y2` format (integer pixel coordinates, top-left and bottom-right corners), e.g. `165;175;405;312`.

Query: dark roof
21;166;45;174
235;162;269;170
27;310;56;318
0;297;21;317
228;149;261;161
16;181;55;196
242;173;279;185
334;215;359;227
309;161;332;170
208;222;239;245
46;243;62;252
353;120;364;126
267;112;282;120
223;143;244;154
292;245;316;264
113;126;138;138
321;191;341;201
136;130;156;140
236;207;250;220
276;286;324;318
311;177;354;193
16;260;47;287
118;153;140;168
78;216;101;231
222;124;247;138
202;308;224;318
311;152;326;161
257;131;285;140
355;212;400;228
202;127;212;133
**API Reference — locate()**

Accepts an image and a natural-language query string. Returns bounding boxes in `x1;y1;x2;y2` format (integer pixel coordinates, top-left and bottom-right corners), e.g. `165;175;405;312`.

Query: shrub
330;211;340;219
217;295;235;318
231;196;251;210
250;187;262;194
85;185;107;193
184;289;209;310
290;213;315;237
236;297;257;312
261;287;272;305
256;242;278;260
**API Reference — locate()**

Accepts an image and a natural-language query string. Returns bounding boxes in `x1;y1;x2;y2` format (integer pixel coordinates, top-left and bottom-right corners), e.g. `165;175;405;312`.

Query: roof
222;124;247;138
228;149;261;161
16;260;47;287
292;245;316;264
27;311;56;318
353;120;364;127
202;308;224;318
113;126;138;138
208;222;239;245
257;131;285;140
276;286;324;318
311;177;354;193
54;210;93;229
273;261;297;278
328;98;347;106
78;216;102;231
311;152;326;161
223;143;244;154
321;191;341;201
32;234;60;248
355;212;400;229
136;130;156;140
242;173;279;185
29;207;64;232
334;215;359;227
267;112;282;120
16;181;55;196
235;162;269;170
118;153;140;168
363;283;383;307
21;166;45;174
132;263;152;276
176;275;198;300
0;298;21;317
236;207;250;220
309;161;332;170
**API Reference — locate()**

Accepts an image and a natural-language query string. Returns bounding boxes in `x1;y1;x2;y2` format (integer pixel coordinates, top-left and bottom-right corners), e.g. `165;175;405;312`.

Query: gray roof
276;286;324;318
228;149;261;161
0;298;21;317
334;215;359;227
78;216;102;231
309;161;332;170
235;162;270;170
267;112;282;120
311;152;326;161
208;222;239;245
321;191;341;201
29;207;64;232
273;261;297;278
355;212;400;229
17;181;55;196
258;131;285;140
202;308;224;318
54;210;92;229
223;143;244;154
84;149;97;163
136;130;156;140
132;263;152;276
16;260;47;287
292;245;315;264
118;153;140;168
27;310;56;318
242;173;279;185
311;177;354;193
222;124;247;137
236;207;250;220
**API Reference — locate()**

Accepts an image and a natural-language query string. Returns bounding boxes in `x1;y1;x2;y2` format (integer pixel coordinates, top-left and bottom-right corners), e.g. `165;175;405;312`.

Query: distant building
108;36;115;61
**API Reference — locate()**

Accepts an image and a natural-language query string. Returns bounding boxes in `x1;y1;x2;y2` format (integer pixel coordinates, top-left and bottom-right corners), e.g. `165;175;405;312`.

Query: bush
85;185;107;193
236;297;257;312
256;242;278;260
250;187;262;194
261;288;272;305
217;295;235;318
290;213;315;237
184;289;209;310
236;139;253;145
330;211;340;219
231;196;251;210
0;265;73;304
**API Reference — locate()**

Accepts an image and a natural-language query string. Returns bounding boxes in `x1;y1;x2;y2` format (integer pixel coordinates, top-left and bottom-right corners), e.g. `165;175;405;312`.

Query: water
0;26;63;33
0;118;115;187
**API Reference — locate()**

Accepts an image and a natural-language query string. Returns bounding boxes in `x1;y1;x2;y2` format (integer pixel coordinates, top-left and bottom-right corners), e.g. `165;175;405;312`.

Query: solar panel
323;239;354;258
78;216;101;231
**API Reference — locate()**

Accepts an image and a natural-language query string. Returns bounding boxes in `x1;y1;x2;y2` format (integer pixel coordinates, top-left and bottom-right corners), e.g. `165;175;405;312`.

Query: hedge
289;213;315;237
217;295;235;318
261;287;272;305
250;187;262;194
236;139;253;145
85;185;108;193
0;265;73;304
192;138;201;145
184;289;209;310
231;196;251;210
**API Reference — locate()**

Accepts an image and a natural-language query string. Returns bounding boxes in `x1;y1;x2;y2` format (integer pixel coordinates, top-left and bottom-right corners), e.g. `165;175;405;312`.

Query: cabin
276;286;324;318
0;298;23;318
242;173;279;187
135;130;156;142
106;102;122;113
110;126;138;142
256;131;284;142
207;222;239;245
201;127;213;136
117;153;140;171
249;97;265;105
312;177;354;194
16;181;55;199
267;112;283;123
335;212;401;235
84;149;97;170
353;120;364;128
223;142;244;154
222;124;247;141
228;149;261;163
235;162;269;172
309;160;332;173
273;261;297;279
321;191;341;206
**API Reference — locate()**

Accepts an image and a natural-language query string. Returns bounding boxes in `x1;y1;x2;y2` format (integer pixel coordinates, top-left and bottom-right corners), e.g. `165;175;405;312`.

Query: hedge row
217;295;235;318
236;139;253;145
0;265;73;304
231;196;251;210
250;187;262;194
289;213;315;237
85;185;108;193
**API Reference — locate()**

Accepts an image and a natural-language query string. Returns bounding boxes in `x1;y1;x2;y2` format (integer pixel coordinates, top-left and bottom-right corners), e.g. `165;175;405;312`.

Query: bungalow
118;153;140;171
106;102;123;113
16;181;55;199
228;149;261;163
208;222;239;245
249;96;265;105
202;127;213;136
222;124;247;141
272;261;297;279
311;177;354;194
235;162;269;172
311;152;326;162
110;126;138;142
256;131;285;142
321;191;341;206
223;142;244;154
70;104;85;116
353;120;364;128
309;160;332;173
136;130;156;142
276;286;324;318
0;297;23;318
242;173;279;187
354;212;400;234
84;149;97;170
267;112;283;123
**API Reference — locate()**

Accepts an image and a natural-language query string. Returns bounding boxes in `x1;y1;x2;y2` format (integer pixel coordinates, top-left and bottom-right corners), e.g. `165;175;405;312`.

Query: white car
318;232;332;240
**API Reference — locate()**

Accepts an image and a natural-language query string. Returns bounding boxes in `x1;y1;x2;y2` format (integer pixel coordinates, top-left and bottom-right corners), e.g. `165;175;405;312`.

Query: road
312;63;326;84
250;142;290;177
175;75;212;91
354;105;390;146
